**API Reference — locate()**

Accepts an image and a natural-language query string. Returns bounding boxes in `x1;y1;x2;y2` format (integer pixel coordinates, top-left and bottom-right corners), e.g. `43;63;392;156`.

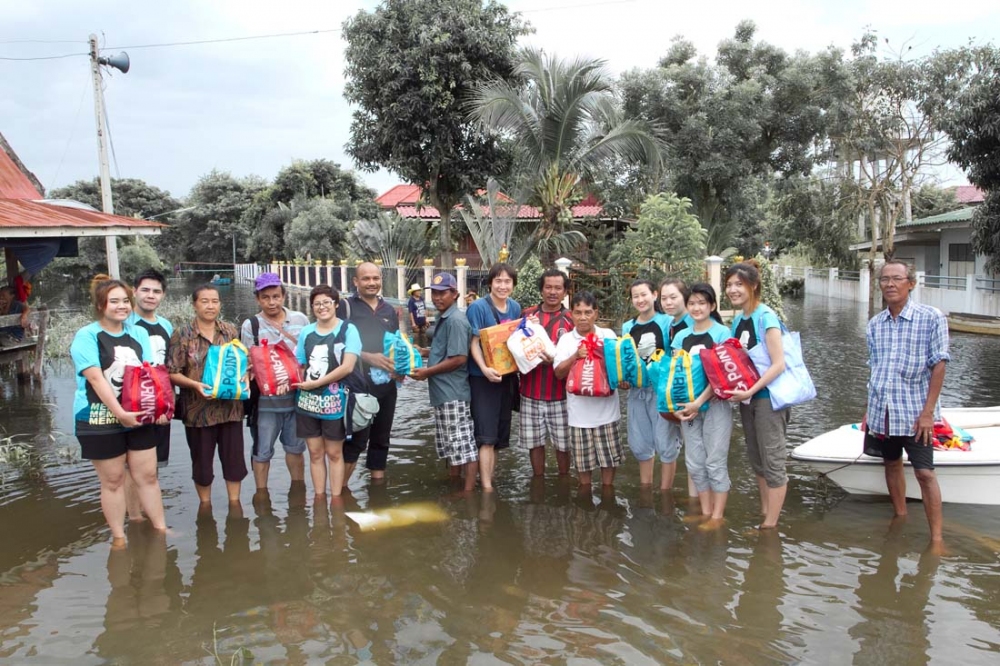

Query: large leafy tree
342;0;529;267
45;178;181;281
166;170;266;265
241;159;379;261
940;45;1000;273
619;21;848;253
470;48;662;240
608;192;706;281
283;198;354;261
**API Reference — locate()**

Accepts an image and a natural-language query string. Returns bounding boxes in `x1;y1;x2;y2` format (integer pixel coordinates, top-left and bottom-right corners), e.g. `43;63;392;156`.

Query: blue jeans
251;409;306;463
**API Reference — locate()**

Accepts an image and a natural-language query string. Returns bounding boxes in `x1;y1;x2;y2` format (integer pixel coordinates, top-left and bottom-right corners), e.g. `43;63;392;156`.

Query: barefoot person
553;291;622;488
240;272;309;495
519;269;574;477
167;285;247;506
672;283;734;530
466;263;522;490
725;261;788;530
71;275;166;548
123;268;174;521
410;273;479;491
336;262;399;484
621;280;676;490
865;260;948;545
296;285;362;498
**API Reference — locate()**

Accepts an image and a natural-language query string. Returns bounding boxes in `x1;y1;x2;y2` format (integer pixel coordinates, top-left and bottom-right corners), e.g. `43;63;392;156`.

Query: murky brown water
1;290;1000;664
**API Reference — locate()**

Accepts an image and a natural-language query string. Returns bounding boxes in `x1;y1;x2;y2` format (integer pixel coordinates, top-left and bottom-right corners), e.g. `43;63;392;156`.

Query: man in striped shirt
865;259;948;545
519;269;575;476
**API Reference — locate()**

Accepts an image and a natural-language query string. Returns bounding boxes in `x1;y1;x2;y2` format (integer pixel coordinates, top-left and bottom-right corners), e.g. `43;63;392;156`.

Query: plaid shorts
570;421;623;473
518;396;570;452
434;401;479;466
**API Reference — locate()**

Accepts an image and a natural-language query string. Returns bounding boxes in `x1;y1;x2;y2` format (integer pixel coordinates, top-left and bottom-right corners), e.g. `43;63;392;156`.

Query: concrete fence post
555;257;573;308
915;271;925;303
706;256;723;298
456;263;469;311
339;262;348;295
965;273;976;313
396;260;407;302
423;260;434;309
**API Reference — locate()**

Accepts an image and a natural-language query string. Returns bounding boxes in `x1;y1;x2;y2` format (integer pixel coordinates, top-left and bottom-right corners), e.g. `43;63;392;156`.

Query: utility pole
89;34;121;278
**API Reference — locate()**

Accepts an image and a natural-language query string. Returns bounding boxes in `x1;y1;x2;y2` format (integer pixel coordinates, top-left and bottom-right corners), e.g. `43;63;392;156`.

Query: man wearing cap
241;272;310;495
336;262;401;482
411;273;478;491
407;282;429;348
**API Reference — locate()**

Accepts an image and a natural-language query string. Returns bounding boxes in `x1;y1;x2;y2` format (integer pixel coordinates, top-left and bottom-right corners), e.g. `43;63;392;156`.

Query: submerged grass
205;623;253;665
45;298;195;359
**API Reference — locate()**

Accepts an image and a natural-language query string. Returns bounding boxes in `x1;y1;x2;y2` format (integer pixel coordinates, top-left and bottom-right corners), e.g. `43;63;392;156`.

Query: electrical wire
105;28;342;51
0;52;86;61
101;84;122;179
48;74;91;187
0;38;85;45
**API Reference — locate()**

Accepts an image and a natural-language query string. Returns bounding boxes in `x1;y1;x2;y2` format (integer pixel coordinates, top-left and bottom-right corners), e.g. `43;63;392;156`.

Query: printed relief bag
506;317;556;374
603;336;648;391
201;339;250;400
566;333;613;397
478;320;521;376
249;339;302;397
657;349;708;415
699;337;760;401
383;330;424;376
121;361;175;424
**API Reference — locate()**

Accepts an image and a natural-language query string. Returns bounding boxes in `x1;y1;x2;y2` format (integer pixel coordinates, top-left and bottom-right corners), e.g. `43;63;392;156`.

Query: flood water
2;288;1000;664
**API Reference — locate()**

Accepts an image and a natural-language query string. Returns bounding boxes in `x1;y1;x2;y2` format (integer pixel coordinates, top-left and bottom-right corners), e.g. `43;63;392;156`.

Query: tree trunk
425;178;454;269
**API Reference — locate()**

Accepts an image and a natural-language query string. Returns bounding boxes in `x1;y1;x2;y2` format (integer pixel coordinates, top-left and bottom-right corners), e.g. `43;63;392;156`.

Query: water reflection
2;294;1000;662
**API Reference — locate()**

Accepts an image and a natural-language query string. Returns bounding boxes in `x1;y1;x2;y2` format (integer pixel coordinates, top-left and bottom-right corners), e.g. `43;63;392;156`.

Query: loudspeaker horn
98;52;130;74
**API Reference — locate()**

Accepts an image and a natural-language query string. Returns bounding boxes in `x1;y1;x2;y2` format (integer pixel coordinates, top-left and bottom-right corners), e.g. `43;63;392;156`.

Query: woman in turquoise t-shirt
673;283;734;530
621;280;675;490
70;275;165;548
295;284;362;499
725;261;788;530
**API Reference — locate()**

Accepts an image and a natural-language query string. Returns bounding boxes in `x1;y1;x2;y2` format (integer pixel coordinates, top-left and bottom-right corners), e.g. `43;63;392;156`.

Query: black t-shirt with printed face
628;319;666;363
133;319;170;365
669;318;691;344
679;331;716;355
732;317;759;350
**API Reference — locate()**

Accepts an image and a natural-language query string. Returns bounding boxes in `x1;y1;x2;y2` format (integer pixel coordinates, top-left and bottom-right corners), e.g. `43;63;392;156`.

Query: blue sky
2;0;998;202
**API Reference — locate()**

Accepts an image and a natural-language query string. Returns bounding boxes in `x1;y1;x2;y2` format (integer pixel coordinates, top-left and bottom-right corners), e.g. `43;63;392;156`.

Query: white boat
791;407;1000;505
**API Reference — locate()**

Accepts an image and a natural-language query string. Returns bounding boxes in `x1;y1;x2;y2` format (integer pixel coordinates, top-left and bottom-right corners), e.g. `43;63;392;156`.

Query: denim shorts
626;386;680;463
252;409;306;462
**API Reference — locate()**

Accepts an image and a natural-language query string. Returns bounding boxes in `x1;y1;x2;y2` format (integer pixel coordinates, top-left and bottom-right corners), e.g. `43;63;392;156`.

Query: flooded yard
1;290;999;664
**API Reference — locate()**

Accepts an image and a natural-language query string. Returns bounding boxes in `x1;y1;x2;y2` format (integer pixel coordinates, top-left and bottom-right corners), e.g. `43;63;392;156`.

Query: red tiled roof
0;198;164;234
952;185;985;205
395;202;604;220
376;184;422;208
0;139;43;199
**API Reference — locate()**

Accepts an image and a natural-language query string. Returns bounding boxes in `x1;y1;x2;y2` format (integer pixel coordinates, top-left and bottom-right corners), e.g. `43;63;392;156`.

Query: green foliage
343;0;530;265
757;255;786;322
470;48;662;239
511;255;543;306
940;45;1000;273
159;170;266;265
283;199;354;261
771;175;860;268
349;212;431;291
609;192;706;282
241;160;378;262
44;178;179;280
910;184;961;220
620;22;848;254
118;237;163;280
458;178;585;268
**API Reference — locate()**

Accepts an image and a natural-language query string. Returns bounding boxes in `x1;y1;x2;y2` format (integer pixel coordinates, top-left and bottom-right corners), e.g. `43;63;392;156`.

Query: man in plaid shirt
865;259;948;545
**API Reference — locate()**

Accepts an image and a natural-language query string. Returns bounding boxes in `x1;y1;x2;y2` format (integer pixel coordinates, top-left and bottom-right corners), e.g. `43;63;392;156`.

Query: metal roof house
0;131;163;285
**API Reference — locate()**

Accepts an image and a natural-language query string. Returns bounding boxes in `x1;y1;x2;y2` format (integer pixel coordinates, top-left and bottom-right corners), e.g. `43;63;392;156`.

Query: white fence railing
774;264;1000;316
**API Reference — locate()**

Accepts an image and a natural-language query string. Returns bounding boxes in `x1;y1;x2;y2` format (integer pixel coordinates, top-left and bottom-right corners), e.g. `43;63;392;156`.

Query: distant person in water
0;285;30;344
865;259;948;546
465;290;478;307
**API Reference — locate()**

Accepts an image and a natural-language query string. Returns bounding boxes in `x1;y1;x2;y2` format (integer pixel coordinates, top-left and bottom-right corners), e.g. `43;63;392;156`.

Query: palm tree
469;48;664;237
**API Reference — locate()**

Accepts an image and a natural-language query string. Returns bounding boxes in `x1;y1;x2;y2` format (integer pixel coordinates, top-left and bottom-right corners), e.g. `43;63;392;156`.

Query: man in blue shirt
865;259;948;545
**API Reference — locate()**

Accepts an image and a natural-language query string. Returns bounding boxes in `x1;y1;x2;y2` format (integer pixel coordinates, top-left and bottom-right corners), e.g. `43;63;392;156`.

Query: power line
0;52;86;61
105;28;342;51
0;38;85;45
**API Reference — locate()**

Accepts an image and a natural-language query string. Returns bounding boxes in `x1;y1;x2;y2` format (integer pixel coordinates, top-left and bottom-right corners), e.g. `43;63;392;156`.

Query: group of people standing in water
71;256;948;549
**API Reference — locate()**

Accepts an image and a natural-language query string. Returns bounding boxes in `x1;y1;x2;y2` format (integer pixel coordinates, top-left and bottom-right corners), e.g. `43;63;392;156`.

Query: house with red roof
0;131;163;285
375;184;609;267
